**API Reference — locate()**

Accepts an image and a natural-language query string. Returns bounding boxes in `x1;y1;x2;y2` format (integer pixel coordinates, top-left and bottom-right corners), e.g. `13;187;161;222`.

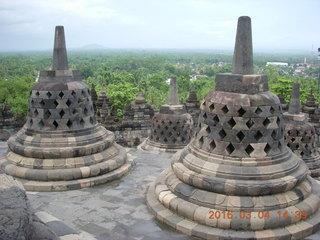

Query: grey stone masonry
146;16;320;240
283;84;320;180
139;78;193;152
0;26;133;191
288;83;301;115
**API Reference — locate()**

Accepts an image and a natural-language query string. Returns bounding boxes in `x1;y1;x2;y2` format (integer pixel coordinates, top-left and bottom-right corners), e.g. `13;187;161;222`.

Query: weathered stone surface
283;84;320;179
0;26;133;191
146;16;320;240
139;78;193;152
185;88;200;130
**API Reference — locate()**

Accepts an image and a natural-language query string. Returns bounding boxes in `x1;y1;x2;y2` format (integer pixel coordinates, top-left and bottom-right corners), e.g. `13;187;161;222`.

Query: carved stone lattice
146;16;320;239
283;84;320;179
0;26;133;191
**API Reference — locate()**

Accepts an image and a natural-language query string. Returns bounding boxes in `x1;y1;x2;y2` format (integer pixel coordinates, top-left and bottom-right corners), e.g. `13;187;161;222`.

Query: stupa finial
52;26;68;70
168;77;179;105
232;16;253;75
288;83;301;114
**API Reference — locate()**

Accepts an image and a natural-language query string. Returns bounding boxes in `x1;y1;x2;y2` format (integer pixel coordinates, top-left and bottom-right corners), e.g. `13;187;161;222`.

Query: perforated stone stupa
146;16;320;239
302;90;320;138
283;83;320;179
185;88;200;129
0;26;133;191
139;77;193;152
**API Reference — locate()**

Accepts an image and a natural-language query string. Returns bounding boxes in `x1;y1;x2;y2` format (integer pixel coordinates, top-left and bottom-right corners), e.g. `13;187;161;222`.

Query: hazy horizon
1;0;319;53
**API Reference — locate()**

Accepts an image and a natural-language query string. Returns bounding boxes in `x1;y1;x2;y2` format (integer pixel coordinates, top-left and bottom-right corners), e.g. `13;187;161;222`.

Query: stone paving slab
1;143;320;239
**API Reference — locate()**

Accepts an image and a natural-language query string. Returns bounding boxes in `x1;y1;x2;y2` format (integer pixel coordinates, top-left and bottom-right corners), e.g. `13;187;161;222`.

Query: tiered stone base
147;172;320;240
138;138;186;153
0;126;134;191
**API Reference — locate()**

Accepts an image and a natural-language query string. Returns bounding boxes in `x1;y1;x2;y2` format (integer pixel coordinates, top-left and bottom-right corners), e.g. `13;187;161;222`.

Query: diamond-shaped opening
81;90;86;96
35;91;40;96
198;136;204;148
46;91;52;98
209;140;216;151
165;126;169;130
278;142;282;149
156;137;159;141
219;129;227;139
80;118;85;126
38;119;44;128
236;131;245;141
59;91;64;98
270;106;275;114
291;137;296;142
168;132;172;136
202;112;208;119
271;130;277;140
72;109;77;115
177;121;180;125
71;90;76;97
255;107;263;115
31;99;34;105
164;137;168;142
226;143;235;154
157;125;161;129
172;138;177;143
173;126;177;131
160;131;164;135
228;118;236;128
209;103;215;112
66;99;72;107
90;117;94;124
301;151;305;157
29;119;33;126
263;118;271;127
206;126;211;134
213;115;219;125
181;137;186;142
264;143;271;154
84;108;88;116
34;109;39;116
29;90;32;96
59;109;65;118
246;119;254;128
53;120;58;129
40;99;45;107
245;144;254;155
221;105;229;114
161;120;165;124
254;131;263;141
44;109;51;119
169;121;172;125
295;144;299;150
66;120;72;128
54;100;59;107
276;117;281;126
238;107;246;116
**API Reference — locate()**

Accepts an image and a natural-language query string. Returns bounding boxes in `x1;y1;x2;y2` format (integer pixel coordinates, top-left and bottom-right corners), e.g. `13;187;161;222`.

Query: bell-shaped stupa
283;83;320;179
139;77;193;152
146;16;320;239
0;26;133;191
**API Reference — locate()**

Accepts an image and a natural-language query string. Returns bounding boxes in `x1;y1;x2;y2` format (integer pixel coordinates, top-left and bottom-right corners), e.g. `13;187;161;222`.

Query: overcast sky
0;0;319;52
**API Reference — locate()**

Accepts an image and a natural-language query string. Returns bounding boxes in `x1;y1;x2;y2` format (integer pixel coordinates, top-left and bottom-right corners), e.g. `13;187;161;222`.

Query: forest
0;49;319;118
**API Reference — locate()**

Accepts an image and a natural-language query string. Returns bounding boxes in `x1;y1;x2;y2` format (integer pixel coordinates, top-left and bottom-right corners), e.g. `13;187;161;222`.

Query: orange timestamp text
208;210;308;220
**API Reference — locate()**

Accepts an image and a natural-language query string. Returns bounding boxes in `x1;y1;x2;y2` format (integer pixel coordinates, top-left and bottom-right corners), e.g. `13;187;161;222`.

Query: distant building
266;62;288;66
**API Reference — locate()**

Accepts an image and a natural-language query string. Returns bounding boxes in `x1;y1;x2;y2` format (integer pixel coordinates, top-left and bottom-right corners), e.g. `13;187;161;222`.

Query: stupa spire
232;16;253;75
288;83;301;114
52;26;68;70
168;77;178;105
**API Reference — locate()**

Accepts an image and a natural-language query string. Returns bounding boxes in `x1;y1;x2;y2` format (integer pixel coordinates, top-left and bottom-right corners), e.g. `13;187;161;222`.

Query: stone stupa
0;26;133;191
146;16;320;239
185;87;200;129
139;77;193;152
283;83;320;179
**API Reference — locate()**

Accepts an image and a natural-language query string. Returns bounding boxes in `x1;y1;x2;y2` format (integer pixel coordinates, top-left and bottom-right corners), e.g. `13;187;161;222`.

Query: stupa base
146;173;320;240
138;138;186;153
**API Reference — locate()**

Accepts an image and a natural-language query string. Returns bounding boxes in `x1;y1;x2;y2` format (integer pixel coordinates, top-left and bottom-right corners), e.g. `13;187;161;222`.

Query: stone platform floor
1;141;320;240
